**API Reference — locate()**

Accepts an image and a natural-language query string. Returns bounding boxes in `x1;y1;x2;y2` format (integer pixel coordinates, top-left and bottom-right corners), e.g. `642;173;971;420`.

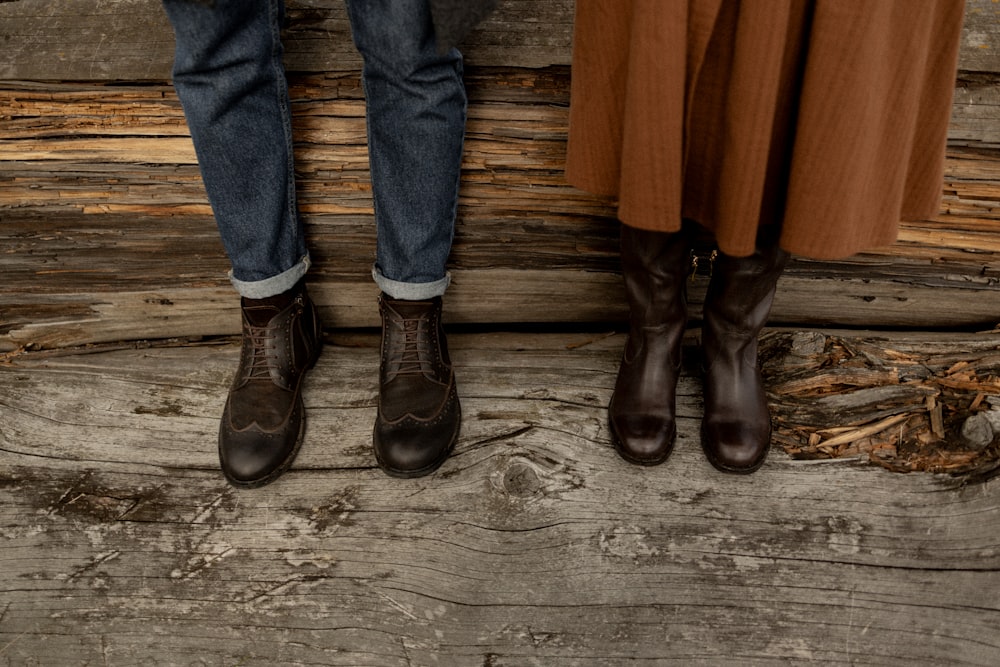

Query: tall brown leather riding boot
609;224;691;465
219;280;323;488
700;244;788;473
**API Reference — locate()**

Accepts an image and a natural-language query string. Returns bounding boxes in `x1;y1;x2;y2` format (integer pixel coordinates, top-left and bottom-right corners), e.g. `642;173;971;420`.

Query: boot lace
388;315;433;379
242;323;279;381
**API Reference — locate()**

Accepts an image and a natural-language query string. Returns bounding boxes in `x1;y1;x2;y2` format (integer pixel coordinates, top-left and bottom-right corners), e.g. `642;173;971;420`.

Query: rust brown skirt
564;0;965;259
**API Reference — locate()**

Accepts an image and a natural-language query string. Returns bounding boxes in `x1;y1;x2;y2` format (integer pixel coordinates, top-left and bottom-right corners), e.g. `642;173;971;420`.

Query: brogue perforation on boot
373;295;460;478
219;281;322;488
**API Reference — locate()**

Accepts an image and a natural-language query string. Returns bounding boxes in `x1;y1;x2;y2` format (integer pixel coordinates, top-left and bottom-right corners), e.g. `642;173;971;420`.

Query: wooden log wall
1;0;999;350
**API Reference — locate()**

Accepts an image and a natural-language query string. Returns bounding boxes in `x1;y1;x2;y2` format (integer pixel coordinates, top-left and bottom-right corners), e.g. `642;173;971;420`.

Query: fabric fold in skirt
565;0;965;259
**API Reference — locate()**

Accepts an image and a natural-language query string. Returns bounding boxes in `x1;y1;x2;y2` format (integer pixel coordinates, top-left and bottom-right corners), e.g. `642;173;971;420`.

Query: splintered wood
766;329;1000;476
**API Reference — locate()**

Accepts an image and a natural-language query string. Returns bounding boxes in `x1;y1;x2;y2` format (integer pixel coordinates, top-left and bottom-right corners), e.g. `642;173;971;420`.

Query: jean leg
345;0;467;299
162;0;308;298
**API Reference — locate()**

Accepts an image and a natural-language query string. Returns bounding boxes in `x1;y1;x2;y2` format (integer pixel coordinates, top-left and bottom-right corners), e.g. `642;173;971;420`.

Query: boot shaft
619;224;692;327
702;244;789;341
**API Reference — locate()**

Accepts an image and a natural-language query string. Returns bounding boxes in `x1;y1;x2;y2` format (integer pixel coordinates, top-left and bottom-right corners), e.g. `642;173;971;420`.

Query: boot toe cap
219;406;304;488
373;401;460;478
610;413;676;465
701;420;770;473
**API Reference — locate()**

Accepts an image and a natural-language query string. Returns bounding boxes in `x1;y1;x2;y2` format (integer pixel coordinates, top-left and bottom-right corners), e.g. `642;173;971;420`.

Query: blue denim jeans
162;0;466;300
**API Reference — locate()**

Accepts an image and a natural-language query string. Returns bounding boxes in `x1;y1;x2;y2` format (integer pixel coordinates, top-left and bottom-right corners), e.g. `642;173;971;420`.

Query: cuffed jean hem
373;266;450;300
230;254;311;299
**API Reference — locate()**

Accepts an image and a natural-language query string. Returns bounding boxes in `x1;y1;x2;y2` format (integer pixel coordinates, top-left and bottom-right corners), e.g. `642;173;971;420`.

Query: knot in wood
501;461;543;498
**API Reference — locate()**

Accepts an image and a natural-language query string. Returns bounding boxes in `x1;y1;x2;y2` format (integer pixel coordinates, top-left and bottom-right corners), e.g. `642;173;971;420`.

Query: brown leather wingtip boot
373;294;460;478
608;225;691;466
700;245;788;474
219;281;322;488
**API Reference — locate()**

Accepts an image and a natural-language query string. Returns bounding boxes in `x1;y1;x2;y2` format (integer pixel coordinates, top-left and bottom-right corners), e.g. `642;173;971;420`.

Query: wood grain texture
0;0;573;79
2;4;998;663
2;72;998;349
1;332;998;665
0;0;996;79
962;0;1000;72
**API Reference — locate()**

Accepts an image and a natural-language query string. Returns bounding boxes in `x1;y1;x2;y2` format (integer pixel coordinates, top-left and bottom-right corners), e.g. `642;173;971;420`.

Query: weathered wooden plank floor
2;331;998;665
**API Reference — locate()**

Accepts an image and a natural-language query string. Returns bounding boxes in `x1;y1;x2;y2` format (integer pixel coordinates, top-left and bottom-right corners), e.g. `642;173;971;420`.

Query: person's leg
346;0;466;297
163;0;321;488
163;0;308;293
345;0;466;476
